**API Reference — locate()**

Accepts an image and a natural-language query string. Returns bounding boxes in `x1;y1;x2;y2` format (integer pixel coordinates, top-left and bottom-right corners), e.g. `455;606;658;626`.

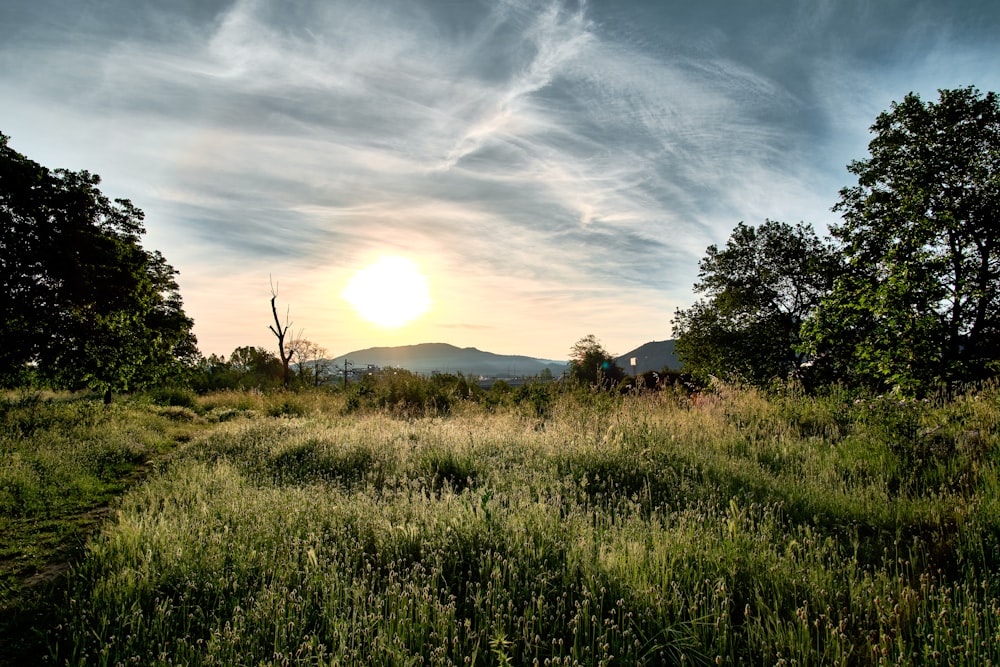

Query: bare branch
269;278;294;388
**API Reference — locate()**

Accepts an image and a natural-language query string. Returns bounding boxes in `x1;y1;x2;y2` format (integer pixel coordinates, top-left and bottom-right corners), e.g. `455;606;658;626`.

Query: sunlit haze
2;0;998;360
343;256;432;329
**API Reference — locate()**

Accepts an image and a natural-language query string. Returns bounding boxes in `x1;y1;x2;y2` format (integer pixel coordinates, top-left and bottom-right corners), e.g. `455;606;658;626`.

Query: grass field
2;381;999;665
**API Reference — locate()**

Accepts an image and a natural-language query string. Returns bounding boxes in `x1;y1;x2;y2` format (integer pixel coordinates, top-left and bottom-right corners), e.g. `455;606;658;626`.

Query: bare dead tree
269;278;294;389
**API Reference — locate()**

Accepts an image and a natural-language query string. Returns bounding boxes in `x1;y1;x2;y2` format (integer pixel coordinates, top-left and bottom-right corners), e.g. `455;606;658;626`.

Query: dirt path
0;449;177;666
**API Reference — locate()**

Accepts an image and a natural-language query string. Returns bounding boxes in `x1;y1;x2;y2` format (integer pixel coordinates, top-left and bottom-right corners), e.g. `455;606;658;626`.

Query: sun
342;256;432;328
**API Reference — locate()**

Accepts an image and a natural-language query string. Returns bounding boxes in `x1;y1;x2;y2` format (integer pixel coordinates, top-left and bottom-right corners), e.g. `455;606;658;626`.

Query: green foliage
144;386;200;411
567;334;625;389
481;380;557;420
344;369;466;416
512;381;555;419
0;397;160;518
673;220;840;387
2;384;999;664
190;347;285;392
265;395;309;418
429;371;482;402
415;444;480;492
0;133;198;398
0;391;206;623
803;87;1000;394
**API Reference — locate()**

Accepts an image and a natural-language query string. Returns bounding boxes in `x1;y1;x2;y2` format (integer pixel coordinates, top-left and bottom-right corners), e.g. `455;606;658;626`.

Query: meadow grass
5;383;1000;665
0;390;215;663
0;391;204;573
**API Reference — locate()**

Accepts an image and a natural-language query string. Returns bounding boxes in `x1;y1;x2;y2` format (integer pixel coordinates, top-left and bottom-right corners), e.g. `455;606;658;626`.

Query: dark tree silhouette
673;220;840;387
0;132;197;400
568;335;624;389
269;280;295;389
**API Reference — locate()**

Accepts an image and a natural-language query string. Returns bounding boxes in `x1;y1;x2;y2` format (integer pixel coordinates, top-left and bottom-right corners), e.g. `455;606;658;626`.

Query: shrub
266;397;308;418
511;382;554;419
345;370;454;416
145;386;199;411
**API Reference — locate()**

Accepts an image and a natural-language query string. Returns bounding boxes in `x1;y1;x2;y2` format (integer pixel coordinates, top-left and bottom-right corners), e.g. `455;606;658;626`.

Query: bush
345;370;455;416
145;386;199;411
511;382;554;419
266;397;308;418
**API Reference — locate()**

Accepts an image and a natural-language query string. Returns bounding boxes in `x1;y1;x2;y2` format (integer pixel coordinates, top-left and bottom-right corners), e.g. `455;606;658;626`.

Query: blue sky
2;0;998;360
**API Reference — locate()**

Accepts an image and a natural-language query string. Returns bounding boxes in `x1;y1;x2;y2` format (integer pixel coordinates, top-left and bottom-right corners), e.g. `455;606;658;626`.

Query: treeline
3;86;998;401
191;346;332;392
673;86;1000;396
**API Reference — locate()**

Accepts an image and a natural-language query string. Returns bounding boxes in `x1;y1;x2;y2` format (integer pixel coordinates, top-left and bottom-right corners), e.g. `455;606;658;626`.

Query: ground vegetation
2;382;998;665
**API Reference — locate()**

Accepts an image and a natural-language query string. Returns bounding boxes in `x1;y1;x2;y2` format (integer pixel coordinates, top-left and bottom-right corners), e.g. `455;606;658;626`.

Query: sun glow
342;256;432;328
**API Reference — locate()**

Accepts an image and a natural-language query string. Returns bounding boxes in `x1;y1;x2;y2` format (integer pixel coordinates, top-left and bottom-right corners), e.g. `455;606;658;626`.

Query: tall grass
16;383;1000;665
0;392;193;523
0;391;217;663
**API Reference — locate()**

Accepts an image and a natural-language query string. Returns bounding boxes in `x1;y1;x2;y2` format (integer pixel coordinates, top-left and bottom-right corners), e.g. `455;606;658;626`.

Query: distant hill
616;340;681;373
323;340;681;378
330;343;567;378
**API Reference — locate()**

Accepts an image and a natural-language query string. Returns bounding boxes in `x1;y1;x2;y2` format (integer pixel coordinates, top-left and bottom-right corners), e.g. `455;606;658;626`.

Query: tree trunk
269;292;292;389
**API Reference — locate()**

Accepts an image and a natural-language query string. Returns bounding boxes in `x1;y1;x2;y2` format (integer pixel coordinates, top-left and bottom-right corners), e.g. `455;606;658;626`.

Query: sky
2;0;999;361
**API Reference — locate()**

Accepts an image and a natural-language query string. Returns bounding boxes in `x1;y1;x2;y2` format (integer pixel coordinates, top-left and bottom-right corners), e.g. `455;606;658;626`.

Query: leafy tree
289;337;330;387
672;220;840;386
567;335;624;388
229;346;283;387
190;353;236;392
188;347;285;392
802;87;1000;393
0;133;197;400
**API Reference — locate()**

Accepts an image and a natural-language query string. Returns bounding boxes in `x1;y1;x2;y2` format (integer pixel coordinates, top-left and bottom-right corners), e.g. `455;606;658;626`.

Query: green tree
567;334;624;388
289;337;330;387
229;346;283;388
190;353;235;392
0;132;197;400
672;220;840;386
802;87;1000;394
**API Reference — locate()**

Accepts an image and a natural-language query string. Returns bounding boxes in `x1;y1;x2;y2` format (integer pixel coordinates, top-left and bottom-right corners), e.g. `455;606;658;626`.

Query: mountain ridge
327;340;680;377
615;340;680;374
329;342;566;377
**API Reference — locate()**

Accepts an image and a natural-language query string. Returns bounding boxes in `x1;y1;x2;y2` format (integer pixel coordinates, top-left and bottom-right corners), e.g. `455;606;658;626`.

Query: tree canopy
0;132;197;399
673;220;840;386
802;87;1000;393
567;334;624;388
